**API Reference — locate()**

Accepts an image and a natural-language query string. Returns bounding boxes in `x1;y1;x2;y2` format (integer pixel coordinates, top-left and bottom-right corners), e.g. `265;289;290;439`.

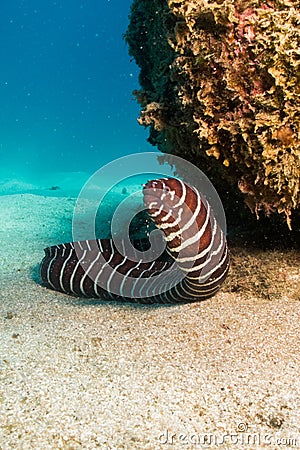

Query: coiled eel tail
40;178;230;303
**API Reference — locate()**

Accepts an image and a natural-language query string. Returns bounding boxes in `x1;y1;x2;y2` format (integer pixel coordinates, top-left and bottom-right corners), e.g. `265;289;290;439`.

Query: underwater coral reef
125;0;300;230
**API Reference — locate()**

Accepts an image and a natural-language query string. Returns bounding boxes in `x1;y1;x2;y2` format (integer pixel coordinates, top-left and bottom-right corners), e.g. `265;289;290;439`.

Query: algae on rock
125;0;300;227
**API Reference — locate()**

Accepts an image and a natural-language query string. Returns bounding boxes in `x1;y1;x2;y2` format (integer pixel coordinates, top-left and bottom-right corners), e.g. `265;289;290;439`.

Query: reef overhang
125;0;300;231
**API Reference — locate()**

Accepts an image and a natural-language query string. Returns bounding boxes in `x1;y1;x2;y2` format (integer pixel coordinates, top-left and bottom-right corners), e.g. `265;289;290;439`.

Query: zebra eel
40;178;230;303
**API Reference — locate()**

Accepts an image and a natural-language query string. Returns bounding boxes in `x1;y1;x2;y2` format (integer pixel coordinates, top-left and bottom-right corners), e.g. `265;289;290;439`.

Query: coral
125;0;300;227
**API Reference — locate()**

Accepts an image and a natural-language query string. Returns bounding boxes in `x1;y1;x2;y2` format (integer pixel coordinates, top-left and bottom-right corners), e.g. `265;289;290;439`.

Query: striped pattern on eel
40;178;230;303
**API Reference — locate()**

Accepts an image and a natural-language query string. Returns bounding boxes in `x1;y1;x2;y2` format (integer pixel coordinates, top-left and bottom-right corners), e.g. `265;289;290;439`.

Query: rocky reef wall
125;0;300;230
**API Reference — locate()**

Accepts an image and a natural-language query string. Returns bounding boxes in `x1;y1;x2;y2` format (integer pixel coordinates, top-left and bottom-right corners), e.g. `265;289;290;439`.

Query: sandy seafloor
0;176;300;450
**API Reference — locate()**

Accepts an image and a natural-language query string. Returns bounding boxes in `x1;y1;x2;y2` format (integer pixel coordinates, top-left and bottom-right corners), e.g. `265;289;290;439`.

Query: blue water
0;2;227;239
0;0;154;187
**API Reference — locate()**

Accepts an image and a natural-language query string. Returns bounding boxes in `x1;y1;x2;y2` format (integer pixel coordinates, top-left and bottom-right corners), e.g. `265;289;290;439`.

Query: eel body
40;178;229;303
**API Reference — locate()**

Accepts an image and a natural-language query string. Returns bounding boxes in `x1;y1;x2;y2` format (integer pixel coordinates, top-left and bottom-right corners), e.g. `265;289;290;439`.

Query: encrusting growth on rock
125;0;300;228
